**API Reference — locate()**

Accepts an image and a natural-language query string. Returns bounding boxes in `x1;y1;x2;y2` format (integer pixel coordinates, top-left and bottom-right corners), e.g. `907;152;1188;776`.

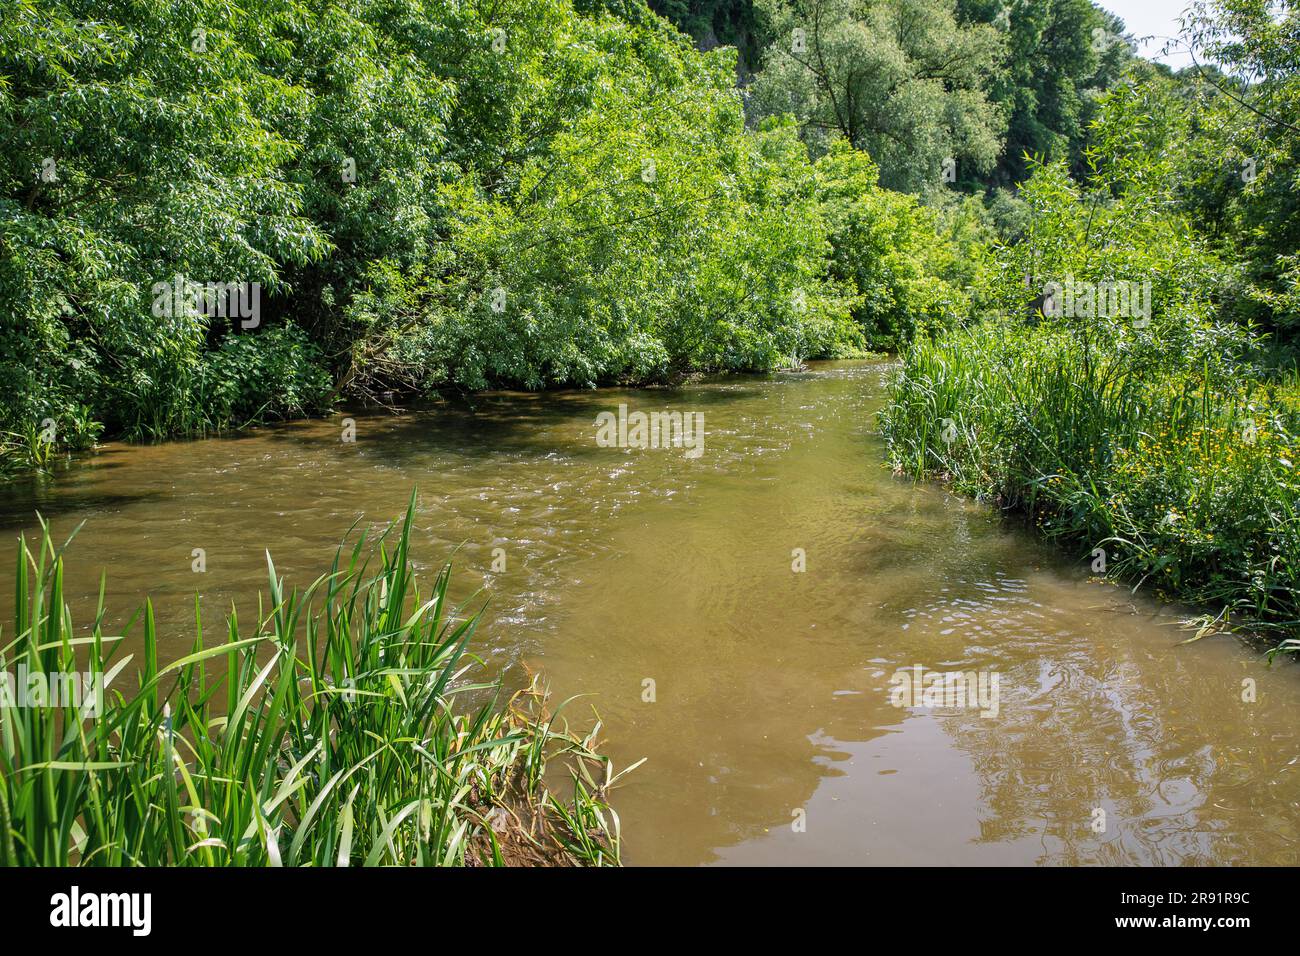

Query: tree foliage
748;0;1007;193
956;0;1138;185
0;0;972;467
1177;0;1300;338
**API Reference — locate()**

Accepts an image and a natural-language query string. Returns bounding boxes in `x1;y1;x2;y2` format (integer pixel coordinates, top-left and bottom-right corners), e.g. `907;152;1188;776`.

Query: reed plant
879;318;1300;656
0;492;634;866
0;425;58;477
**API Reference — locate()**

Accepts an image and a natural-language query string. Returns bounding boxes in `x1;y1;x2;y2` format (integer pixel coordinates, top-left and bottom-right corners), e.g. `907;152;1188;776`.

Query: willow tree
747;0;1006;193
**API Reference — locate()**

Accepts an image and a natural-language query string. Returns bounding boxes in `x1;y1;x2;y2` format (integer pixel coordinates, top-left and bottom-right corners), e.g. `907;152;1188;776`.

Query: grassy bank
879;319;1300;657
0;494;633;866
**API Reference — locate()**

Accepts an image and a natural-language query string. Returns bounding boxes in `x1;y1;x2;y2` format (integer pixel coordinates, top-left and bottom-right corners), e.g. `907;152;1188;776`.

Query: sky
1097;0;1198;70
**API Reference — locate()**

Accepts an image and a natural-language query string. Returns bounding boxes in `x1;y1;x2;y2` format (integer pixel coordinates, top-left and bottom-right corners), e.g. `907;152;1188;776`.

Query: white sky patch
1097;0;1198;70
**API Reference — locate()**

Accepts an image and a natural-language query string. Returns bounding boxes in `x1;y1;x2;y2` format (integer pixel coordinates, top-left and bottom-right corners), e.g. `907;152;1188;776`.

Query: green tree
957;0;1136;186
1181;0;1300;338
646;0;770;73
0;0;330;450
384;20;863;389
748;0;1007;193
813;141;991;348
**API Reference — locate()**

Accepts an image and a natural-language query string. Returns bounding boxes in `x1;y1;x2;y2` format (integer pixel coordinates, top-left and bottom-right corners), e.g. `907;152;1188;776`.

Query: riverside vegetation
878;4;1300;657
0;0;980;464
0;495;634;866
2;0;1300;868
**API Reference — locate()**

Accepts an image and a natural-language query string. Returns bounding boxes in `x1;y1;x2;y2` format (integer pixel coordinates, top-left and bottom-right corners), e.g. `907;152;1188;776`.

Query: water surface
2;360;1297;865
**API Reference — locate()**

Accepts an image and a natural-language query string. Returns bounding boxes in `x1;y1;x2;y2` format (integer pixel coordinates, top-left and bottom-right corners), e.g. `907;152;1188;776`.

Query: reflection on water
1;360;1297;865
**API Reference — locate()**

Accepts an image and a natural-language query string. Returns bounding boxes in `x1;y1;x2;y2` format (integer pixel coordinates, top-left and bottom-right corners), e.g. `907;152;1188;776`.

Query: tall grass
879;318;1300;656
0;492;635;866
0;425;59;478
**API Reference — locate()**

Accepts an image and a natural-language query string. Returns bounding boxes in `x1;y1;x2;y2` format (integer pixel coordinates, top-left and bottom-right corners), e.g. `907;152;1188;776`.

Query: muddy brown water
2;359;1297;865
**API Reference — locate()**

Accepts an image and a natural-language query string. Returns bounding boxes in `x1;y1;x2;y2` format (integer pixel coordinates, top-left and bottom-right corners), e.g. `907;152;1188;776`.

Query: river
2;359;1297;865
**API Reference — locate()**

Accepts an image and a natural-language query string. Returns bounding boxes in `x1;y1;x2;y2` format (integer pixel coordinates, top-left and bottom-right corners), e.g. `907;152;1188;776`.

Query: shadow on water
0;489;169;534
244;382;772;469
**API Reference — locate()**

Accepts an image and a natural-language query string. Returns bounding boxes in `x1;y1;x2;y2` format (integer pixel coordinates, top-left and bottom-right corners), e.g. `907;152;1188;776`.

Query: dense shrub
813;142;992;349
0;0;328;451
2;0;980;468
199;324;334;426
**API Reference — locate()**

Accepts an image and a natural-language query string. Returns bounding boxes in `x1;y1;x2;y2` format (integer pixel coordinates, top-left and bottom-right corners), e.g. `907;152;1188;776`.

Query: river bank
3;361;1297;864
879;322;1300;660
